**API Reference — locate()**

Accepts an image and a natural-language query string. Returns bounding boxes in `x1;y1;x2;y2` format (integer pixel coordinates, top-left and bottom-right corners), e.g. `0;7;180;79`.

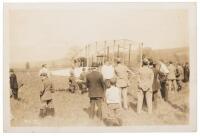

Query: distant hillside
143;46;189;63
10;46;189;69
10;57;73;70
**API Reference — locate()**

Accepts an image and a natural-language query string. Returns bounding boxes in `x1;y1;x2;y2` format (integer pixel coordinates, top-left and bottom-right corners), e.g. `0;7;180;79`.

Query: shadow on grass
129;102;137;112
167;101;189;113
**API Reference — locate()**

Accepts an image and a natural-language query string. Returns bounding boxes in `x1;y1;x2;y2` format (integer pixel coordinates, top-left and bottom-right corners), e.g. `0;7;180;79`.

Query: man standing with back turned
86;67;105;120
115;58;132;110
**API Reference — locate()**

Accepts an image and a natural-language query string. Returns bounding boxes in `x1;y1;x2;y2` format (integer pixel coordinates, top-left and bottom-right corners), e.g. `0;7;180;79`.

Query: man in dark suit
9;69;19;100
86;67;105;120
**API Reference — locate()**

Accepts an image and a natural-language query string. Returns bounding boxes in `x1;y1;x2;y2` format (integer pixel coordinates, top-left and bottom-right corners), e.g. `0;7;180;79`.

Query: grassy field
10;71;189;126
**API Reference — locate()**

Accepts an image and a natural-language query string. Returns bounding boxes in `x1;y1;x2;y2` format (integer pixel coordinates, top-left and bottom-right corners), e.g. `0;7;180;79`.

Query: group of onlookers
9;57;190;126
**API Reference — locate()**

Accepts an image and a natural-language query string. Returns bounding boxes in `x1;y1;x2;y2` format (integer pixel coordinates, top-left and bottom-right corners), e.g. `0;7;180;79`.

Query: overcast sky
7;3;190;64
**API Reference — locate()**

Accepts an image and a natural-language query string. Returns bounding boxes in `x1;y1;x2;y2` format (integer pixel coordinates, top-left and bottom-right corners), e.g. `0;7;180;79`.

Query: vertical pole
117;44;120;57
85;45;87;58
103;41;106;64
113;40;115;63
140;42;143;68
123;39;125;64
107;46;109;61
96;41;98;53
86;45;88;67
91;56;93;66
129;44;131;66
88;44;90;67
96;41;98;63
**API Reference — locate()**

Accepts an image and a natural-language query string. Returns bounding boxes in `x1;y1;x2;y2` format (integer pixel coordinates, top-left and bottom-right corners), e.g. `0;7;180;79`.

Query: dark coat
86;71;105;98
184;66;190;82
152;67;161;91
10;73;18;89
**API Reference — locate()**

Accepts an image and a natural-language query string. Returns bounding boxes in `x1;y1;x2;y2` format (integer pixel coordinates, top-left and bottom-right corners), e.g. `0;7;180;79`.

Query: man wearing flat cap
137;58;154;114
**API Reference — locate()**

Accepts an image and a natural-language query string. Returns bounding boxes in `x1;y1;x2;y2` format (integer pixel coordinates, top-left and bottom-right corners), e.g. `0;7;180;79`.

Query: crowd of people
9;57;190;126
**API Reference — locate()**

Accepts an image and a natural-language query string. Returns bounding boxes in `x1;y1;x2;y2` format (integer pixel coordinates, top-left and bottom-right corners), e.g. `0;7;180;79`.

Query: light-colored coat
138;66;154;91
40;78;54;101
167;64;176;80
115;64;129;88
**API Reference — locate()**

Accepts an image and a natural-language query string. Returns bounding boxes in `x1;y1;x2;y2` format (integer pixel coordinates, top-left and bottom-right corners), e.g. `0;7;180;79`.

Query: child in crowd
68;70;79;93
105;78;122;126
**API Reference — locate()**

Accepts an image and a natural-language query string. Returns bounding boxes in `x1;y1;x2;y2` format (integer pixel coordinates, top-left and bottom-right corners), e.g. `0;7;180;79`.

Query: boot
39;109;46;118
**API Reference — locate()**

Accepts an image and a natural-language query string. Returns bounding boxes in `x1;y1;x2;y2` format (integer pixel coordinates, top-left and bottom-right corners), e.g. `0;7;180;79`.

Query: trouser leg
12;89;18;99
115;107;122;125
168;80;172;92
146;91;153;114
107;104;115;120
160;83;164;98
157;89;162;100
178;80;182;91
173;80;177;92
137;89;144;114
152;91;157;108
39;100;47;118
89;98;95;119
96;98;102;120
164;82;169;101
157;89;163;105
47;99;55;116
121;87;128;109
163;81;168;101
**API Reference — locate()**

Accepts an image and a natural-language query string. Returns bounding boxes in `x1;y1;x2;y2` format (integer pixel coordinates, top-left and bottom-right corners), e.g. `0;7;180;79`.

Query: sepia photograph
3;2;197;132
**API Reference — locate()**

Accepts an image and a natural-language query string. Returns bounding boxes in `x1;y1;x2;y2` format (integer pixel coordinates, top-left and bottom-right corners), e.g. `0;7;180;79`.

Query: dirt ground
10;71;189;126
